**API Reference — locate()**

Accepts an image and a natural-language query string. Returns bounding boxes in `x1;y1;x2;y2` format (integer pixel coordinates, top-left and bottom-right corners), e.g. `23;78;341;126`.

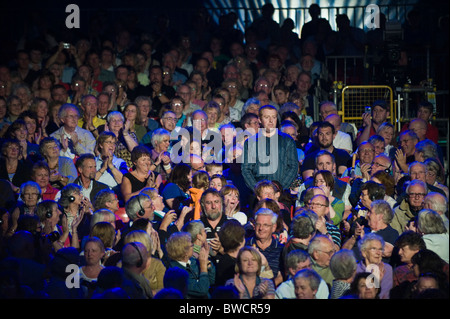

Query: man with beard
74;153;110;203
301;121;351;180
199;188;229;256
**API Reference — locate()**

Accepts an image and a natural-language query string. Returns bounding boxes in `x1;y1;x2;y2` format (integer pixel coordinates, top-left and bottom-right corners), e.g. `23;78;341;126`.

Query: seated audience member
225;246;276;299
347;272;381;299
165;231;215;299
392;231;426;287
301;122;351;179
30;161;59;201
416;209;449;263
123;229;166;296
245;207;284;286
423;192;449;232
356;233;393;299
74;154;110;204
391;180;427;235
95;131;129;197
213;219;246;287
50;103;95;160
276;249;329;299
293;268;323;299
329;249;357;299
308;234;336;288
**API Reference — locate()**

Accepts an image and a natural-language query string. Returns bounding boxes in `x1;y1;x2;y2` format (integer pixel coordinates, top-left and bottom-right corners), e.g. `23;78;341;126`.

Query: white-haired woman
103;110;138;168
356;233;393;299
150;128;172;183
417;209;449;263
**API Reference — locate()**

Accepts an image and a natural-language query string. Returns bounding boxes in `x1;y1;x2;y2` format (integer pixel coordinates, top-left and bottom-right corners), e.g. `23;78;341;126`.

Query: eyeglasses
192;165;205;172
400;139;412;144
372;162;389;169
227;85;237;89
257;84;269;88
368;247;384;253
408;192;427;198
23;193;39;197
162;117;177;122
360;149;375;154
309;202;327;207
171;103;183;107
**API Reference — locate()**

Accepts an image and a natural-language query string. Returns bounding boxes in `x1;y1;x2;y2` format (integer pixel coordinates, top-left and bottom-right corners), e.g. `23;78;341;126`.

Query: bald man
424;192;449;232
325;114;353;153
409;118;428;141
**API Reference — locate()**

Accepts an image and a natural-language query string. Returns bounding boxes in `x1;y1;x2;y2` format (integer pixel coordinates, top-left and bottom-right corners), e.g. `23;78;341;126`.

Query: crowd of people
0;3;448;300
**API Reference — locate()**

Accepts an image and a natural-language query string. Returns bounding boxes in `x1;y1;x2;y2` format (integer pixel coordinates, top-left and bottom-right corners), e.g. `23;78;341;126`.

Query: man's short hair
75;153;96;169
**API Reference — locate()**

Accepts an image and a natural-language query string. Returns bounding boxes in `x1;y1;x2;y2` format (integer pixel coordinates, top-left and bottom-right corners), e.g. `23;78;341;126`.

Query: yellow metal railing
340;85;394;130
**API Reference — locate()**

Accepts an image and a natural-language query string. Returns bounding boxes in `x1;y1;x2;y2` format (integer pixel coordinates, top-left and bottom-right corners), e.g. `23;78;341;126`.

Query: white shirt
333;130;353;153
275;277;329;299
95;156;127;188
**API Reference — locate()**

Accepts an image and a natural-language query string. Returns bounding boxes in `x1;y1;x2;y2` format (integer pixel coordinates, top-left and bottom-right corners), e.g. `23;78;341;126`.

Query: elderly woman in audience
416;209;449;263
39;136;77;189
166;231;215;299
293;268;323;299
226;246;275;299
103;110;139;168
356;233;393;299
241;97;261;118
329;249;357;299
94;131;128;195
150;128;172;183
8;181;42;236
121;145;162;202
124;229;166;296
58;183;92;237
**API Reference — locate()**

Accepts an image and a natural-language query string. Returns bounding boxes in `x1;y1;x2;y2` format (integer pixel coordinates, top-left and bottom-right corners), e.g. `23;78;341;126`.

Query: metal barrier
340;85;394;130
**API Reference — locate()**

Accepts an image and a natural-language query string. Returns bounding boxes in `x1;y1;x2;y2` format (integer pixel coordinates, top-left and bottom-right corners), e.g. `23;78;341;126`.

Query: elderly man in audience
391;179;428;234
424;192;449;232
276;249;329;299
50;103;95;159
308;234;336;287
